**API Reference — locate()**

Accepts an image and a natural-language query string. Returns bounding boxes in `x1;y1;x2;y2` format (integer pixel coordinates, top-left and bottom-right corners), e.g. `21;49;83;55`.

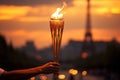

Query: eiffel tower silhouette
81;0;96;58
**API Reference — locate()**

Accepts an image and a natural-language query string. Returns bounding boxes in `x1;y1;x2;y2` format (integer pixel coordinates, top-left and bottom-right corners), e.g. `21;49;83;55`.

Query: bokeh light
58;74;66;80
30;77;35;80
40;75;47;80
69;69;78;75
82;70;87;76
81;52;88;59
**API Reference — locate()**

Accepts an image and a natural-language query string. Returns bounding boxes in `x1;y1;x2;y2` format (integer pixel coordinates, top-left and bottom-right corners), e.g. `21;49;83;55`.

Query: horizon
1;33;119;50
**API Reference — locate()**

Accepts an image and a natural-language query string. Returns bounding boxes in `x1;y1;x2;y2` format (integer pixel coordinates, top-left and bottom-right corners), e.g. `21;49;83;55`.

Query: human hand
40;62;60;74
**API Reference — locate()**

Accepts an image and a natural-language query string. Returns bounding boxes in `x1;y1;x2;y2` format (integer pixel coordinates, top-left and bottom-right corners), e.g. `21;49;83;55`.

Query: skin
0;62;60;80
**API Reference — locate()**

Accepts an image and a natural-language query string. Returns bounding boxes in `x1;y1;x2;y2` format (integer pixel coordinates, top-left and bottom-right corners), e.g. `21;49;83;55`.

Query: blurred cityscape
0;34;120;80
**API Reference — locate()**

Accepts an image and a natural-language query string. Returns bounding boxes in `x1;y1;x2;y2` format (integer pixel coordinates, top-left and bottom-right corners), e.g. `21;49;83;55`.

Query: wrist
37;68;43;74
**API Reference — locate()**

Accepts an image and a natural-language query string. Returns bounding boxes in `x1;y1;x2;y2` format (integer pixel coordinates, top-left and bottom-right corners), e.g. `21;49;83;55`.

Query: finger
49;65;60;69
51;62;60;66
50;66;60;70
49;62;60;65
49;66;60;70
49;65;54;67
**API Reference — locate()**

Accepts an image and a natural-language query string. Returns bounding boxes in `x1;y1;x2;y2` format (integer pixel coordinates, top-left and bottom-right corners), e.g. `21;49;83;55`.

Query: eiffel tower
81;0;96;58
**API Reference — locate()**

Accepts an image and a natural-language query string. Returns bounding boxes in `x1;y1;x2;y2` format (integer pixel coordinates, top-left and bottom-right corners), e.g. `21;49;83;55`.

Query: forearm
0;62;60;80
0;67;42;80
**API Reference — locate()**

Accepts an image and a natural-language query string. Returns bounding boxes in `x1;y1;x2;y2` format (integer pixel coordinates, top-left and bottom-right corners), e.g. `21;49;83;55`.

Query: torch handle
53;56;59;80
53;73;58;80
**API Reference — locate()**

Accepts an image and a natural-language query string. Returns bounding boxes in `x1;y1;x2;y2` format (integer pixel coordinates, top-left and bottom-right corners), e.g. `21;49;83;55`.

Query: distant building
17;40;108;61
17;41;38;56
60;40;107;61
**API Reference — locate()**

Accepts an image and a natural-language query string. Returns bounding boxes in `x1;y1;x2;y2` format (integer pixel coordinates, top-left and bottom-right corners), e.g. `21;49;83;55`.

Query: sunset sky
0;0;120;49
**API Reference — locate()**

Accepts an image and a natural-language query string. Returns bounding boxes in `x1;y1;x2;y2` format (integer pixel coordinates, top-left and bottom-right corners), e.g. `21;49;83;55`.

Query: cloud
92;14;120;29
0;5;51;22
0;5;30;20
17;16;48;22
0;4;67;22
0;0;73;6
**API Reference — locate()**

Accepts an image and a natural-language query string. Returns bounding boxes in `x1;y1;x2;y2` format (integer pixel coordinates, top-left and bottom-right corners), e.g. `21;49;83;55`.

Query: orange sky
0;0;120;49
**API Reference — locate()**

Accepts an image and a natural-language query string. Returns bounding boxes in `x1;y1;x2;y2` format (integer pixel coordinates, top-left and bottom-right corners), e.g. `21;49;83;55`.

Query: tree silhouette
0;34;41;71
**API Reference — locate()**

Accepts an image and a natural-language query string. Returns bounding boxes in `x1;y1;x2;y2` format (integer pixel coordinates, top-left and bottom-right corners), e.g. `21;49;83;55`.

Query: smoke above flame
51;2;67;19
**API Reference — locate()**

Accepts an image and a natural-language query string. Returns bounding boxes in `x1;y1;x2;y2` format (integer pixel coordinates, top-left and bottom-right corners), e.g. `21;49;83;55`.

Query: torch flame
51;2;67;19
